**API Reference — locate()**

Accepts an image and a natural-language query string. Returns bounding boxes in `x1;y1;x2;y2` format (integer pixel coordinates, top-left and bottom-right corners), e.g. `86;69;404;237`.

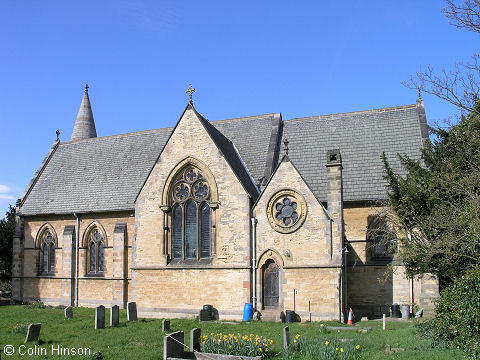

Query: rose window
193;181;209;201
267;189;307;233
275;197;299;226
174;183;190;202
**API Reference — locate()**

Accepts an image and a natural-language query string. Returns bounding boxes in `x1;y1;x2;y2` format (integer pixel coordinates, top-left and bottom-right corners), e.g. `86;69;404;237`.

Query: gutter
74;213;80;307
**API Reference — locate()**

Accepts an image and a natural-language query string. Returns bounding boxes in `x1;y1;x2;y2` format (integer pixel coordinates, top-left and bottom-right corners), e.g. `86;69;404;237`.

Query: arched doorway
262;259;279;308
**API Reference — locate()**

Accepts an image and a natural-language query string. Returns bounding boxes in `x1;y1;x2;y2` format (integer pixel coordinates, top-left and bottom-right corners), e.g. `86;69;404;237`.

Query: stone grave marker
283;326;290;351
24;323;41;343
162;319;170;332
64;306;73;319
127;301;137;321
110;305;119;326
190;327;201;352
164;331;185;359
95;305;105;329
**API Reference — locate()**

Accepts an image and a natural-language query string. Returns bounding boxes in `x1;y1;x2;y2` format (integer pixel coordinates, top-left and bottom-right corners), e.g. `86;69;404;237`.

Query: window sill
168;258;213;266
85;273;105;278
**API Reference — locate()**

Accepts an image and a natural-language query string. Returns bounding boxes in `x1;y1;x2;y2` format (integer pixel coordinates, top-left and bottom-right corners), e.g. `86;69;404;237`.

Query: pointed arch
257;248;285;269
162;156;218;205
161;157;218;261
35;223;58;248
82;221;108;275
82;221;108;248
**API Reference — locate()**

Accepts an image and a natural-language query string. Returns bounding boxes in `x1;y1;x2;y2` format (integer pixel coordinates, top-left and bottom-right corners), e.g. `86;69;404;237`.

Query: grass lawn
0;304;465;359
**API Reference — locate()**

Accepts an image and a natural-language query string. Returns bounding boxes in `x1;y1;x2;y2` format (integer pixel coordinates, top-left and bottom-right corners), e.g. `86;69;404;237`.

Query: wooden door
263;260;279;308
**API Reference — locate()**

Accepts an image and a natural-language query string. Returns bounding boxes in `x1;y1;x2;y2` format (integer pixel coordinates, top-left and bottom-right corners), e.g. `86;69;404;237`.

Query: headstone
110;305;119;326
415;309;423;318
252;311;261;320
95;305;105;329
24;323;41;343
190;328;201;352
164;331;184;360
64;306;73;319
127;302;137;321
199;309;209;321
162;319;170;332
283;326;290;351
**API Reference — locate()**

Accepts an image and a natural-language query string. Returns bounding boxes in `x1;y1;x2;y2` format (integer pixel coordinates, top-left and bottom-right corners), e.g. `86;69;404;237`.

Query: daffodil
340;348;344;353
356;345;360;350
320;323;324;327
325;341;329;345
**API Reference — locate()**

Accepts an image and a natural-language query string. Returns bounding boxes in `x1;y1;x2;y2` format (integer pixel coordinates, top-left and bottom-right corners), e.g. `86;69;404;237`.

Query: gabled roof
19;108;274;215
281;103;428;202
18;101;427;216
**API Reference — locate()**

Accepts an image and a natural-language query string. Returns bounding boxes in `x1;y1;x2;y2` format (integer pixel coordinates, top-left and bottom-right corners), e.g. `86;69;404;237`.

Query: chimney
326;149;344;262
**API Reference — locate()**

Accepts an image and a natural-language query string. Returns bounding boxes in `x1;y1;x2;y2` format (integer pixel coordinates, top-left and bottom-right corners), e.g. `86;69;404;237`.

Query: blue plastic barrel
243;303;253;321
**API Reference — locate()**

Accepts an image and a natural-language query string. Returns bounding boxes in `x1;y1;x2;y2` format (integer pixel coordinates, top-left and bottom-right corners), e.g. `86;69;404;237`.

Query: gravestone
283;326;290;351
24;323;41;343
162;319;170;332
64;306;73;319
199;309;209;321
110;305;119;326
190;327;201;352
95;305;105;329
127;302;137;321
164;331;185;359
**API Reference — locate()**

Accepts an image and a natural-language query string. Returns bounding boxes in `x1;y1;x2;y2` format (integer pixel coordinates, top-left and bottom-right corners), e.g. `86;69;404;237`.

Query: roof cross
85;84;89;93
283;138;289;156
186;85;195;102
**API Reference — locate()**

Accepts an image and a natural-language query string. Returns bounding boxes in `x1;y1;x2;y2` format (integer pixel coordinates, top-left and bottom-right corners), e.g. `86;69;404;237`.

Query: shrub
11;323;28;335
432;266;480;357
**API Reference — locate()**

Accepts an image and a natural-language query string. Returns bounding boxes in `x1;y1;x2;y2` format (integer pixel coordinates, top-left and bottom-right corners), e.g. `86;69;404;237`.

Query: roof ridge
211;112;279;124
286;104;418;122
62;126;174;145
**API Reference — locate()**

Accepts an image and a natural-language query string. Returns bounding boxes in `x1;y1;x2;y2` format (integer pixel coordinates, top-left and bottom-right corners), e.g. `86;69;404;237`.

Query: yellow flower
336;348;339;351
229;345;232;349
320;323;324;327
325;341;329;345
356;345;360;350
340;348;344;353
296;334;300;339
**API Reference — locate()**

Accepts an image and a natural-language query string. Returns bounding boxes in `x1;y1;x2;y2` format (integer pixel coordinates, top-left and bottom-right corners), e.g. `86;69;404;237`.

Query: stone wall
19;212;133;307
133;106;253;319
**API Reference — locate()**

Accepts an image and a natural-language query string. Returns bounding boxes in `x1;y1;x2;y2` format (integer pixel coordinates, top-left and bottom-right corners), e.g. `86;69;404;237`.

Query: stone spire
71;84;97;141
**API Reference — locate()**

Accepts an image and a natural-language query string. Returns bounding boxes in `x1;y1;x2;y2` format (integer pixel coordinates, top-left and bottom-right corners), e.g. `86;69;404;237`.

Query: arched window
367;215;397;258
88;229;105;274
41;230;55;274
170;165;212;260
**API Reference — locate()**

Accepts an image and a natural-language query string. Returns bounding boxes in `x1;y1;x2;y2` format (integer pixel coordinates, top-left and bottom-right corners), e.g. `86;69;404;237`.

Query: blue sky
0;1;477;217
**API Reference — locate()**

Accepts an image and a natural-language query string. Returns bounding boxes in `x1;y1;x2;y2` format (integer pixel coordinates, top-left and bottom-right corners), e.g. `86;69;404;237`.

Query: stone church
11;86;438;321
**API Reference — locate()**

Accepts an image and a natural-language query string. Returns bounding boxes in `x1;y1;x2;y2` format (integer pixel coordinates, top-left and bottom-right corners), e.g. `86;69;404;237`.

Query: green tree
0;205;15;281
382;103;480;286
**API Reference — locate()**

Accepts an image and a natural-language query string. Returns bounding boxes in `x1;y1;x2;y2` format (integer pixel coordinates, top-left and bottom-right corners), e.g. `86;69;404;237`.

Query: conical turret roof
71;84;97;141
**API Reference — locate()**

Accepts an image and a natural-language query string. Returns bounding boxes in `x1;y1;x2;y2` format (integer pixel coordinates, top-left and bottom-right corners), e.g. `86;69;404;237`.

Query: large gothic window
170;166;211;260
367;215;397;258
88;228;105;274
41;231;55;274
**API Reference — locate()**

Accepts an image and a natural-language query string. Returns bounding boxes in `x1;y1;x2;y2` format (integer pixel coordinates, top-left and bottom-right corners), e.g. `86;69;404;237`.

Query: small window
88;229;105;274
367;215;397;258
41;231;55;274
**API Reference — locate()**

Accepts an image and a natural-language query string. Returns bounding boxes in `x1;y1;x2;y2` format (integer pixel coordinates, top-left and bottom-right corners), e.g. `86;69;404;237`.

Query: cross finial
56;129;60;140
186;85;195;103
85;84;89;93
418;85;422;100
283;138;289;156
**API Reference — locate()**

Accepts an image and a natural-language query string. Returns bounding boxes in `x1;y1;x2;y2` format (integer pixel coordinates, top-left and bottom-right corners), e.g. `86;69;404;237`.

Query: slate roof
282;103;427;202
19;111;274;215
19;102;427;215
